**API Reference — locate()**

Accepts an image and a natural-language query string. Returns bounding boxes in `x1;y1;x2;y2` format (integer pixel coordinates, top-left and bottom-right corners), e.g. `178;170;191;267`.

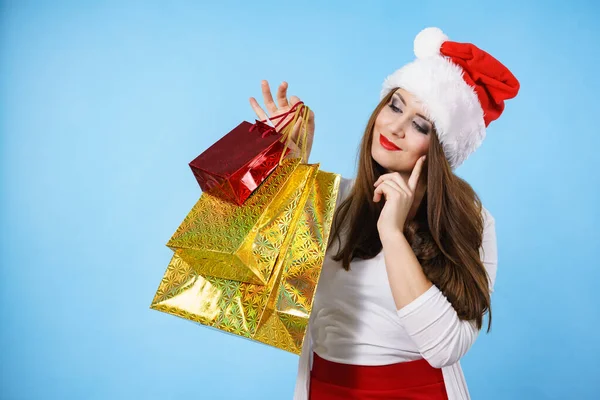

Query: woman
250;27;519;400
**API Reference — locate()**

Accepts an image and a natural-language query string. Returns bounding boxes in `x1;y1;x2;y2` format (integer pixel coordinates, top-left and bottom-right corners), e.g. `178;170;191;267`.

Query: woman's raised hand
249;80;315;163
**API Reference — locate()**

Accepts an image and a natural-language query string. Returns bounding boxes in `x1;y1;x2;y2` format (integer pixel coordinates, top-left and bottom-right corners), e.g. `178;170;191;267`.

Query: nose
389;115;410;138
391;129;405;139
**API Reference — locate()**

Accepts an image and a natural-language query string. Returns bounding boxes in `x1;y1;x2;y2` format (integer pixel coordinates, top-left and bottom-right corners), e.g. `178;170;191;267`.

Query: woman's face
372;88;433;173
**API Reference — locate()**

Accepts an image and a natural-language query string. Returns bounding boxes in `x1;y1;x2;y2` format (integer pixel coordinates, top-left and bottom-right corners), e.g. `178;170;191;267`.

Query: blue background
1;1;599;399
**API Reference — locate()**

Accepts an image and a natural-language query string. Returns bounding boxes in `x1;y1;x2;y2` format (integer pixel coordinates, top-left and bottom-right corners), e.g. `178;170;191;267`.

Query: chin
372;146;411;173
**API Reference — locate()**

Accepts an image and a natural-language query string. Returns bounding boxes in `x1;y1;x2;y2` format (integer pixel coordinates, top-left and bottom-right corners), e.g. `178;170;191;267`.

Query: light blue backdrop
1;1;599;399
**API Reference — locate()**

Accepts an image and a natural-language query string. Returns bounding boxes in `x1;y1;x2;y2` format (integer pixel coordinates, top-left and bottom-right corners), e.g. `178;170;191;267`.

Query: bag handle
250;101;304;135
249;101;311;164
277;103;310;165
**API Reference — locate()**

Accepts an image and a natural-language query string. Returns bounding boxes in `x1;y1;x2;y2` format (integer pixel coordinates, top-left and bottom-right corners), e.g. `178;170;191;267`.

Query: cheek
374;108;393;129
418;139;430;154
409;135;430;155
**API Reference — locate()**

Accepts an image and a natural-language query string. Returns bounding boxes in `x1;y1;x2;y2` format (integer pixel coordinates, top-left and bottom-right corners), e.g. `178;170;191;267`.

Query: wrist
380;228;405;246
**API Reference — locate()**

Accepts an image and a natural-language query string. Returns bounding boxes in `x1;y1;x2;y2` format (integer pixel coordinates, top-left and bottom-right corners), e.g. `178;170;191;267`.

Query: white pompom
414;27;449;59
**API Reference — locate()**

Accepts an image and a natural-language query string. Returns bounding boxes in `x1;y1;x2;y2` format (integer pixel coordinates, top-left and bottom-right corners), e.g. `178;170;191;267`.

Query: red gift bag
189;102;305;205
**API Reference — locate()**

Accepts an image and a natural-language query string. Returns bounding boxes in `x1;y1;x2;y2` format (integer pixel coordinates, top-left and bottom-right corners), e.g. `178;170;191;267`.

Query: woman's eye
389;102;402;113
413;121;428;134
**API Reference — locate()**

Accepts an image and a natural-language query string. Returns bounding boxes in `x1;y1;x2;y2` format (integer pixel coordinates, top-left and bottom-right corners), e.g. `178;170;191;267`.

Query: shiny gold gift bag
151;103;340;353
167;156;313;285
150;166;340;354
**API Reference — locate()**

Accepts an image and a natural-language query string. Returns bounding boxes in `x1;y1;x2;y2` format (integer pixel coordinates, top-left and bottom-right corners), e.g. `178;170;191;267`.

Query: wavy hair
329;89;492;331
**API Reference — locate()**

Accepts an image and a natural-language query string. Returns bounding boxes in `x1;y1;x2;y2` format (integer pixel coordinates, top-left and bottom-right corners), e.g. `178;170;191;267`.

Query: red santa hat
381;27;520;169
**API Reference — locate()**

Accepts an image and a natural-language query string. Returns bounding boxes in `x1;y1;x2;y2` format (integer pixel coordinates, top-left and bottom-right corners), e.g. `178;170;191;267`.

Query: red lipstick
379;134;402;151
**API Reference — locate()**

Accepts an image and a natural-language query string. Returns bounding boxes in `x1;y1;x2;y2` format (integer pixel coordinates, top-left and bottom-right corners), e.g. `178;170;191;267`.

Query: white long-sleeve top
293;177;498;400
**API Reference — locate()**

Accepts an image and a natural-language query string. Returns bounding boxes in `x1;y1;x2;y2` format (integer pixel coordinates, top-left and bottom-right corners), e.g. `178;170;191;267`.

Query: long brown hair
329;89;492;331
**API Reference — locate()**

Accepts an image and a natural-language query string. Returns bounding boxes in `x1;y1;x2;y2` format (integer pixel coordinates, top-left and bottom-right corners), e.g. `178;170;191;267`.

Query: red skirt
309;353;448;400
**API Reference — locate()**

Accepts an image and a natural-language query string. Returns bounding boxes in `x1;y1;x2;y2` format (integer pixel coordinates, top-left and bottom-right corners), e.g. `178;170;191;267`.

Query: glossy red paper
189;120;289;205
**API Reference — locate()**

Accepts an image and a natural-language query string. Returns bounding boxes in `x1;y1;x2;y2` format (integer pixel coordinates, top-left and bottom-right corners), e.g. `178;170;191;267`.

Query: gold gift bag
167;157;313;285
150;166;340;354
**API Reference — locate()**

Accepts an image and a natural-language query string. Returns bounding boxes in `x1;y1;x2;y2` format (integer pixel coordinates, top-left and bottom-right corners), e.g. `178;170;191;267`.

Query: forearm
379;209;497;368
381;230;433;310
382;230;480;368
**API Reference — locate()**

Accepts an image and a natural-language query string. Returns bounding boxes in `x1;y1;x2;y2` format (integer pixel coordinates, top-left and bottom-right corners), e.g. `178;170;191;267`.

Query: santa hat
381;27;520;169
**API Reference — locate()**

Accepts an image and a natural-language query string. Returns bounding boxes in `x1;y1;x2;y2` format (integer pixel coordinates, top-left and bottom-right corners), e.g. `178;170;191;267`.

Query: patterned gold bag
150;166;340;354
166;157;313;285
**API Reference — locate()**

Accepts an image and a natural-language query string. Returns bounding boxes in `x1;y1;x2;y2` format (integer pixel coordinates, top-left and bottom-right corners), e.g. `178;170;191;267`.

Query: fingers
261;80;278;114
373;181;401;203
254;81;310;146
380;179;403;193
374;173;411;195
374;155;427;195
249;97;269;121
373;183;385;202
408;156;427;192
276;81;289;109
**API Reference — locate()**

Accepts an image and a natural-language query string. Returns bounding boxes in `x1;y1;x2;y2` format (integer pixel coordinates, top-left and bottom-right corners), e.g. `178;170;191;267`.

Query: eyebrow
393;93;432;126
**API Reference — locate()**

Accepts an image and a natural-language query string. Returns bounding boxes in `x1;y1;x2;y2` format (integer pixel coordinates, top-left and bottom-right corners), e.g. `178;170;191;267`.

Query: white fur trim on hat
380;28;485;169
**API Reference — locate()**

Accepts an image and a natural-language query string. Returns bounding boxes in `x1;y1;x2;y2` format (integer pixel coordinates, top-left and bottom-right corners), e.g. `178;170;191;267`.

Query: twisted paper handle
250;101;311;164
249;101;304;137
277;103;310;164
